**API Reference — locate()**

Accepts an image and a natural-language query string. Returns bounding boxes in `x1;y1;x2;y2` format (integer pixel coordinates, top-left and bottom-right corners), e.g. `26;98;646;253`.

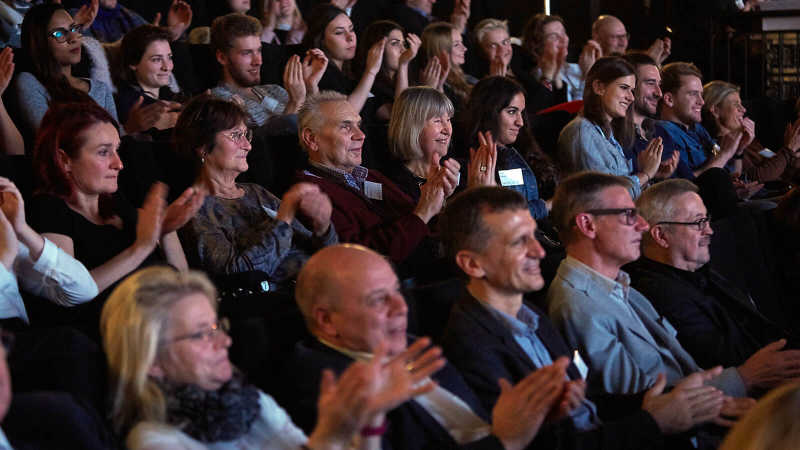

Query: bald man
278;244;570;450
592;15;670;65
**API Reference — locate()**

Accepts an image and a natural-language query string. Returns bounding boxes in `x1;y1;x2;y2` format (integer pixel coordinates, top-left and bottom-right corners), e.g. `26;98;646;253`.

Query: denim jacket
496;146;549;219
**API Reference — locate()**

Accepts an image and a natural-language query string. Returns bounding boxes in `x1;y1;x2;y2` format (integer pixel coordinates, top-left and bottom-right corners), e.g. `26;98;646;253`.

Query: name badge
498;168;524;186
573;350;589;379
364;181;383;200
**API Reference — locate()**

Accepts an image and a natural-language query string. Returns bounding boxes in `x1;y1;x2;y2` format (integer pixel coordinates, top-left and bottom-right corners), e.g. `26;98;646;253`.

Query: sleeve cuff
30;237;58;272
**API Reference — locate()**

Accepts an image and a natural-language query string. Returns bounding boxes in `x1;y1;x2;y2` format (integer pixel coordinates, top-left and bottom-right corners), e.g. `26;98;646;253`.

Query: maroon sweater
296;167;430;263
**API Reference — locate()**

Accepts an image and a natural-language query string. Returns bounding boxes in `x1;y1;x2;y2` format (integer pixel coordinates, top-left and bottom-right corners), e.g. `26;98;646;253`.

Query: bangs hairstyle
101;266;217;435
33;102;119;204
521;13;565;60
701;80;740;137
582;56;636;149
388;87;454;163
117;25;173;86
301;4;348;55
210;13;263;54
353;20;403;86
173;94;249;176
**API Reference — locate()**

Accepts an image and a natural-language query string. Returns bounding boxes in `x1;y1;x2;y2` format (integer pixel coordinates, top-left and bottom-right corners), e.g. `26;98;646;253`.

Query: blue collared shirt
482;302;600;431
652;120;731;179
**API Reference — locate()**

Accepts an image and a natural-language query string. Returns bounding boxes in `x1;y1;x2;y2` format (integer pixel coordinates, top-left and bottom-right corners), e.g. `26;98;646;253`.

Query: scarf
156;371;261;443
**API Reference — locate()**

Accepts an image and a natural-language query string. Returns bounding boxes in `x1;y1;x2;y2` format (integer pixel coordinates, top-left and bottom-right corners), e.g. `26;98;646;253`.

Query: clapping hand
468;131;498;187
399;33;421;66
302;49;328;95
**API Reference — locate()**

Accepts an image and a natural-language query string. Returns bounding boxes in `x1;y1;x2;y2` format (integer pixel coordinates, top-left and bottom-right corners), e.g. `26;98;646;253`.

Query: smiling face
47;9;82;66
150;293;233;391
540;20;568;62
496;92;525;146
595;74;635;121
62;122;123;196
595;17;628;56
660;192;713;271
384;28;405;72
715;91;746;134
634;64;662;117
418;113;452;165
324;13;357;64
132;39;173;92
480;28;512;65
204;122;252;176
450;28;466;66
220;35;262;88
666;75;704;127
306;100;365;171
591;186;650;268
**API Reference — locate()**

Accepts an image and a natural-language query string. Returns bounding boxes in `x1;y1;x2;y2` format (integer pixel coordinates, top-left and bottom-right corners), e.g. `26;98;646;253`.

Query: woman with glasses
14;3;118;136
176;95;336;283
102;265;443;449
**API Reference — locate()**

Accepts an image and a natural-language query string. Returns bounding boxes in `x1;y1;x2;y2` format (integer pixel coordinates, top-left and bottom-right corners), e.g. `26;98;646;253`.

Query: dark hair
21;4;93;103
521;13;565;61
440;186;528;262
301;4;348;55
210;13;263;55
117;25;173;87
353;20;402;91
582;56;636;149
173;94;250;177
660;61;702;95
622;51;658;71
550;171;631;243
33;102;119;215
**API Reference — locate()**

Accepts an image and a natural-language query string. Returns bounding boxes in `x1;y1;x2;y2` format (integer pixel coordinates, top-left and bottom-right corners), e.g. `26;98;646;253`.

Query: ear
649;225;670;248
301;127;318;153
312;305;338;340
56;148;72;174
709;104;720;120
661;91;675;109
128;64;137;74
196;145;209;160
454;249;486;279
215;49;228;68
591;79;606;97
573;213;597;239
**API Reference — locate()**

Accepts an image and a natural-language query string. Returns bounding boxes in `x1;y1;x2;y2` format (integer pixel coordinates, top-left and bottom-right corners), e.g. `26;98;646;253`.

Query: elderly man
439;185;728;449
629;179;800;389
591;15;670;64
547;171;747;398
295;91;455;273
279;243;571;450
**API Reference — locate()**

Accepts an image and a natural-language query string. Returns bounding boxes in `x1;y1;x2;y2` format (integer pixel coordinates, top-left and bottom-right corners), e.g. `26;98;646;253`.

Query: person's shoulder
127;421;205;450
14;71;43;89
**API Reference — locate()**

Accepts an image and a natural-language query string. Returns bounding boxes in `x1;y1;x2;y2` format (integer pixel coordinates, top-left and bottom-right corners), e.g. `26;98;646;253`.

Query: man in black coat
631;178;800;392
437;186;731;449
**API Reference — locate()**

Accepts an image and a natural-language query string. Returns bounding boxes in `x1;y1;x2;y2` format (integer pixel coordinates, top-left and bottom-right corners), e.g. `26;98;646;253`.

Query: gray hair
388;87;454;163
298;90;349;150
636;178;699;226
474;18;509;46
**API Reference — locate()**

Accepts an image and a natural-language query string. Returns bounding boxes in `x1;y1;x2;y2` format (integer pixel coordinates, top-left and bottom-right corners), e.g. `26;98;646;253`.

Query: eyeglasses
656;216;712;231
166;318;230;345
49;23;82;43
543;32;568;43
585;208;640;226
223;128;253;144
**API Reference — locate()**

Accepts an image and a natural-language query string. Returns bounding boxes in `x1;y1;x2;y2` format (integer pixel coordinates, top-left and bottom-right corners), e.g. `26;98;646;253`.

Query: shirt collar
563;255;631;299
481;301;541;338
309;161;368;182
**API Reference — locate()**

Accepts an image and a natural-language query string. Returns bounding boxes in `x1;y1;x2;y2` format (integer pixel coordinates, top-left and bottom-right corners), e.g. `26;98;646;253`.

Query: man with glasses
546;171;748;398
591;15;670;65
629;178;800;392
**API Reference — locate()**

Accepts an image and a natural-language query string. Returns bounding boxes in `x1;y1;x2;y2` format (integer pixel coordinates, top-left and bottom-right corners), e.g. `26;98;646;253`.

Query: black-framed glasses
165;318;230;345
49;23;82;43
656;216;712;231
223;128;253;145
585;208;639;226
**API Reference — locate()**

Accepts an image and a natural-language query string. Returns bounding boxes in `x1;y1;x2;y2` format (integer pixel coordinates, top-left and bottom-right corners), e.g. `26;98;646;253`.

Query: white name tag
573;350;589;379
364;181;383;200
498;168;524;186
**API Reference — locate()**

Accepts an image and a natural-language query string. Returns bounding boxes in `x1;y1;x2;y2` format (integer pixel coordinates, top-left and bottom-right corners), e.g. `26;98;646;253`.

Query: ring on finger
480;165;487;172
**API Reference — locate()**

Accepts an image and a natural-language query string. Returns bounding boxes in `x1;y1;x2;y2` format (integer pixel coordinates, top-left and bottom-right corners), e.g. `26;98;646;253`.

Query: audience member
0;177;98;324
591;14;670;65
558;57;663;199
419;21;473;113
384;86;460;202
295;91;448;272
260;0;306;45
15;3;118;135
439;185;726;449
115;25;182;132
101;265;440;449
461;76;558;219
73;0;191;43
630;179;800;389
702;80;800;184
547;171;746;398
472;18;514;79
210;13;326;130
388;0;470;37
28;102;199;336
283;243;573;450
720;381;800;450
0;47;23;156
175;95;337;283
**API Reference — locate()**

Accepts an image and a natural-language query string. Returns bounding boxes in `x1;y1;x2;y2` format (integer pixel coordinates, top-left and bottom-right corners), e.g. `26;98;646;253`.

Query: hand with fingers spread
165;0;193;41
468;131;498;187
162;186;206;234
366;37;387;77
73;0;99;30
492;357;569;450
420;57;443;90
439;157;461;198
738;339;800;390
135;183;168;252
283;54;306;114
302;49;328;95
646;37;671;65
642;367;725;434
655;150;680;179
277;183;321;225
399;33;421;67
637;137;664;185
578;40;602;76
713;396;756;427
738;117;756;150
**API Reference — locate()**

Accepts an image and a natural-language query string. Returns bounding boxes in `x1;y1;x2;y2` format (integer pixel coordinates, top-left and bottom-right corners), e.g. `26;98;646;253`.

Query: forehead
387;29;403;39
143;39;171;55
484;28;509;43
506;92;526;109
722;91;742;104
338;257;398;303
451;28;461;40
168;292;215;332
637;64;661;81
230;35;261;51
543;20;565;34
483;208;537;241
674;192;706;216
601;19;626;35
48;9;73;28
321;100;359;125
613;74;636;86
598;185;634;207
678;75;703;92
79;122;120;148
327;13;352;31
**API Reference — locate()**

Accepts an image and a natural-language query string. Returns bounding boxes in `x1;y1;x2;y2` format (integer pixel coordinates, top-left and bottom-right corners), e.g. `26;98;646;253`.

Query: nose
347;31;355;43
253;51;262;66
654;85;662;98
528;235;546;259
514;114;524;127
635;214;650;232
703;221;714;236
389;291;409;317
442;120;452;136
352;124;365;141
110;151;123;171
214;331;232;349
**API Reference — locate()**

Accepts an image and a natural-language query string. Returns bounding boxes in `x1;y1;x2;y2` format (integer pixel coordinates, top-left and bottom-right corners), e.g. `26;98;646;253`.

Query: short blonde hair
720;381;800;450
474;18;508;47
101;267;217;435
388;87;454;163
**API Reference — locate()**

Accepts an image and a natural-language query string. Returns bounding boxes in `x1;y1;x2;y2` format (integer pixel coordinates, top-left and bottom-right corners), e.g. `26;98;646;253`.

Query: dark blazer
442;292;667;450
627;257;798;369
276;338;505;450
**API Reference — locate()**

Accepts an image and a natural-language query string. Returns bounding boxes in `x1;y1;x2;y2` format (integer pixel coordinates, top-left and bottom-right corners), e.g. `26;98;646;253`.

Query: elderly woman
702;80;800;184
102;266;443;449
28;101;197;336
176;95;336;283
384;86;461;202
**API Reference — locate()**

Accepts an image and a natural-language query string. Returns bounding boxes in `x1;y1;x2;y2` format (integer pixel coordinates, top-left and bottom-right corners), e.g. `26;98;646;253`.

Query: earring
201;151;207;164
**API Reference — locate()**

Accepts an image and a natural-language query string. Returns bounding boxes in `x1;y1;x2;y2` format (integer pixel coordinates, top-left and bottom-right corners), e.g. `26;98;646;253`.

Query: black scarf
157;371;261;443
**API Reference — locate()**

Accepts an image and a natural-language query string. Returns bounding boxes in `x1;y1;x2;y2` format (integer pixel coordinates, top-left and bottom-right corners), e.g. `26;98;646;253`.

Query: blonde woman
719;381;800;450
419;21;474;113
